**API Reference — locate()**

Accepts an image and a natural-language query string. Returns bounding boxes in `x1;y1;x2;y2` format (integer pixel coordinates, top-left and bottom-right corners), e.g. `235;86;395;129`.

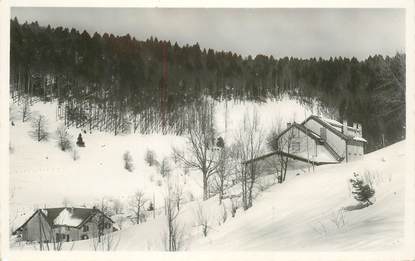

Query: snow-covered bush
123;151;134;172
220;204;228;225
230;197;238;218
195;202;210;237
72;149;80;161
9;142;14;154
349;172;375;206
55;125;72;151
160;157;171;178
144;149;156;166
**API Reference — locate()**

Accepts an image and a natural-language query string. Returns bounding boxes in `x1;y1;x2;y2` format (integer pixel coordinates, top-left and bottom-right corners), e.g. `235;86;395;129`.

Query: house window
320;128;327;141
83;225;89;232
105;223;111;229
81;235;89;240
291;141;300;153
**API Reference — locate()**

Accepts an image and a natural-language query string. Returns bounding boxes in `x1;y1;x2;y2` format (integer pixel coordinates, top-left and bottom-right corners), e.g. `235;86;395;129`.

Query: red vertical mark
161;42;168;134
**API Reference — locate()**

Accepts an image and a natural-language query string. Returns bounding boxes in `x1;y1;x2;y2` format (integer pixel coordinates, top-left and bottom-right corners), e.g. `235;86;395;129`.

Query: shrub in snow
221;204;228;224
76;133;85;147
160;157;171;178
72;149;80;161
188;192;195;202
123;151;134;172
29;113;49;142
56;125;72;151
9;142;14;154
230;197;238;218
216;136;225;148
349;172;375;206
195;203;210;237
156;180;163;187
144;149;156;166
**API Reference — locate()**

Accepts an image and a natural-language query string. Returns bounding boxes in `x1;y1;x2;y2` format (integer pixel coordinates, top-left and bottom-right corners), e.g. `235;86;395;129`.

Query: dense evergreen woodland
10;18;405;152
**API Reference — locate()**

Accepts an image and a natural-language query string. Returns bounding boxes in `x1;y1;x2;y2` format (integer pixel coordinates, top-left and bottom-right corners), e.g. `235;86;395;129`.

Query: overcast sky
12;8;405;60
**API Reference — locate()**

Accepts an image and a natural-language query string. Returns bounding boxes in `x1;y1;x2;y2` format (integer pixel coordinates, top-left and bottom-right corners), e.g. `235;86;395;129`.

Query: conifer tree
349;172;375;205
76;133;85;147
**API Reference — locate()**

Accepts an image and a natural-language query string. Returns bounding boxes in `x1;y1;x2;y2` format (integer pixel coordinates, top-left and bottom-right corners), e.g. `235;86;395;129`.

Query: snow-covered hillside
9;97;404;252
9;97;313;234
190;141;405;251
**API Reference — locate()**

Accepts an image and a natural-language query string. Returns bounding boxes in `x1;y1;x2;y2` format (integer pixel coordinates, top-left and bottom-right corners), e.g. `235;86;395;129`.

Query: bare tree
111;198;124;215
173;99;219;200
162;177;184;251
128;190;148;224
266;121;295;183
91;230;120;251
29;113;49;142
20;96;31;122
211;147;233;204
233;110;265;210
56;124;72;151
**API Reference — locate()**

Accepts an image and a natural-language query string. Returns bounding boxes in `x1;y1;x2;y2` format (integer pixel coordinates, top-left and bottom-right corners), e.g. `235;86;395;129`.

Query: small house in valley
13;207;116;243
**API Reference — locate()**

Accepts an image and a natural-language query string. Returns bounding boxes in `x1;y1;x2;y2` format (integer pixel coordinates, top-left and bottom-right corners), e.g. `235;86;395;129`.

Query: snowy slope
47;141;405;252
10;97;404;252
9;101;199;232
190;141;405;251
9;96;313;233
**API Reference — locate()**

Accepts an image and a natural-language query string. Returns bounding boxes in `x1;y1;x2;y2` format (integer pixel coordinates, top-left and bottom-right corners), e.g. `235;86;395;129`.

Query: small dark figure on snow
76;133;85;147
11;121;15;126
83;130;87;134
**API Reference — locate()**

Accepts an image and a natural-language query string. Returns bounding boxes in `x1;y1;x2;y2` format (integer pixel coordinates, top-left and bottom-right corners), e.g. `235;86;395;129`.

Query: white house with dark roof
244;115;366;170
13;207;116;243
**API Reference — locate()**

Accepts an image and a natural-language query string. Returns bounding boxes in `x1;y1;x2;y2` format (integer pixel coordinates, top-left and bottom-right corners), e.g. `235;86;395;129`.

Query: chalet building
13;207;115;243
246;115;366;171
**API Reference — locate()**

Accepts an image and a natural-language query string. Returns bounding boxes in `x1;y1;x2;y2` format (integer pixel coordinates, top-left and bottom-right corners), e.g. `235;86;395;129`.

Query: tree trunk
203;174;208;201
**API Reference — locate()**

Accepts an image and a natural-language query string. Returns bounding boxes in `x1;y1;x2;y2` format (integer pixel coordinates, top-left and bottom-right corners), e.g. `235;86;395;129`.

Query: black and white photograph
1;1;414;260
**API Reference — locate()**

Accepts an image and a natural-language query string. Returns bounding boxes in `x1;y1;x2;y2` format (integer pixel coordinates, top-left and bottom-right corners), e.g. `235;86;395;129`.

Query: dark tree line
10;18;405;152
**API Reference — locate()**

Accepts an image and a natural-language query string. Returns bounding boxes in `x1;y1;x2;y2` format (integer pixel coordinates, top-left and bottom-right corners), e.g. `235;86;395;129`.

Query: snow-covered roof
14;207;114;233
53;208;84;227
353;136;367;142
320;117;343;128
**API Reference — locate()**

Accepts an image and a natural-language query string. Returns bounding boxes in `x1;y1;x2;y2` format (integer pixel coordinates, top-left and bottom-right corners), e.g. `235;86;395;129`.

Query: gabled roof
276;122;323;142
302;115;352;141
242;150;339;166
13;207;114;234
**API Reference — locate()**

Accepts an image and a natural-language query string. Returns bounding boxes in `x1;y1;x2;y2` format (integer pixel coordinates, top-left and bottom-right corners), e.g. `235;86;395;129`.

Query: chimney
342;120;347;135
357;123;362;136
